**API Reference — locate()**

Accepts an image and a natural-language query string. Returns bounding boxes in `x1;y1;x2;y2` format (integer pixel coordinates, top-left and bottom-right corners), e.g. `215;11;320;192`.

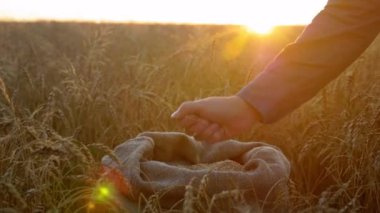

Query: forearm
238;0;380;123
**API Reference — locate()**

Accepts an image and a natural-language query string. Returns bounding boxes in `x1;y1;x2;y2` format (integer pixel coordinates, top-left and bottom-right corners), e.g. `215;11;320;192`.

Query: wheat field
0;22;379;212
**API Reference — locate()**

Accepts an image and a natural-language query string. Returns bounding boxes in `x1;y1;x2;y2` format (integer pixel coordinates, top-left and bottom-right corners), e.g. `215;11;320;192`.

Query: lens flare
100;187;110;197
87;202;95;210
223;31;249;60
86;166;132;211
93;182;115;202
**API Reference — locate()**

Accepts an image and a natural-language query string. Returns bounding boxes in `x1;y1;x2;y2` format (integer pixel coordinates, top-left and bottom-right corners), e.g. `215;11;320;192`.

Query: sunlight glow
0;0;328;31
245;24;274;35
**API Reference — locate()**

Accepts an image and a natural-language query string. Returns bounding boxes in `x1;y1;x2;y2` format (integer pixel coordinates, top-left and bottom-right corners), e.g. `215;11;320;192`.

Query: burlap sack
102;132;290;212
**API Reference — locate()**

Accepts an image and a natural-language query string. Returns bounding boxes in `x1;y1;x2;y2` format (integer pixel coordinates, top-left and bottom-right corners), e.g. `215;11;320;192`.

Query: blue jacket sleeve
237;0;380;123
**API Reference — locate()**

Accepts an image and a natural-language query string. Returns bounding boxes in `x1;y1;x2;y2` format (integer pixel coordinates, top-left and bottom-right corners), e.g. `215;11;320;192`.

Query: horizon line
0;18;307;27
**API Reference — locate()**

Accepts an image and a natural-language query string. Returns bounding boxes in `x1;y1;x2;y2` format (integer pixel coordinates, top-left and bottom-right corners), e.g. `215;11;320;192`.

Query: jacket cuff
236;84;277;124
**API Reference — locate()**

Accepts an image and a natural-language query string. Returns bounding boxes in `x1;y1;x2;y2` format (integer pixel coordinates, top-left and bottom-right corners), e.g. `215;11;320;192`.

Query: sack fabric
102;132;290;210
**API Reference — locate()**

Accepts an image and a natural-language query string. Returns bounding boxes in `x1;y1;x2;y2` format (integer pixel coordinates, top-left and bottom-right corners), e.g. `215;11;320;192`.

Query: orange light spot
88;202;95;209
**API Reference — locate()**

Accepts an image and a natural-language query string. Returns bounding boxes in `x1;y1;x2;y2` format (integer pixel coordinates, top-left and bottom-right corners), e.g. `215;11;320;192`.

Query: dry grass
0;21;379;212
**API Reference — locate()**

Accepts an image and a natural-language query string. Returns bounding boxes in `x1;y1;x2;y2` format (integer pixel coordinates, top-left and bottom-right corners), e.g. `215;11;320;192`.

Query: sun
245;23;275;35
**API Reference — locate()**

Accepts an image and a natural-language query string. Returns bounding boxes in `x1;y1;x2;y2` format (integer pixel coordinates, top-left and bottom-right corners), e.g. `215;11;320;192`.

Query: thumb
171;101;200;120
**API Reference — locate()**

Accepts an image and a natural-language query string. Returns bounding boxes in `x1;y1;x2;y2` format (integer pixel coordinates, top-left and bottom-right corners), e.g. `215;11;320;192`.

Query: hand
171;95;261;143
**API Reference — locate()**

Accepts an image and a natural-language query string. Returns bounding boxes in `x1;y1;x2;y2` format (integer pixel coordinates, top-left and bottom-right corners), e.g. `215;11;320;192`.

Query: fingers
179;115;200;128
194;122;229;143
196;123;220;141
171;99;231;143
187;119;209;137
176;114;229;143
208;128;228;143
171;101;200;120
177;115;211;138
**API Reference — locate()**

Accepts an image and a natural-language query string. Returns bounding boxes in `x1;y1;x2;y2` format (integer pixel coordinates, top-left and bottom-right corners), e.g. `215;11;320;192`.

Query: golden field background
0;22;379;212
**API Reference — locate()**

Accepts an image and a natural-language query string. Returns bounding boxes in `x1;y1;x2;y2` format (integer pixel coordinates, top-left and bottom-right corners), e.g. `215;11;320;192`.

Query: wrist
233;95;263;123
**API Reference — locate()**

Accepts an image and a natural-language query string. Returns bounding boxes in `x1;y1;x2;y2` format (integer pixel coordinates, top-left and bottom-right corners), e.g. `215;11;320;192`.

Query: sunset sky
0;0;328;33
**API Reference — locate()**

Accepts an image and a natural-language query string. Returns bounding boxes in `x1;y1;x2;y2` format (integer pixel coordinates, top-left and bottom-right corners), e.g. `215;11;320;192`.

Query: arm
172;0;380;142
237;0;380;123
